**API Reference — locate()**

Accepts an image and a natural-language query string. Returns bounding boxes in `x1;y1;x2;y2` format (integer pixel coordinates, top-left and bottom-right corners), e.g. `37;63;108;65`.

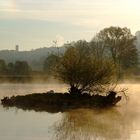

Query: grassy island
1;91;121;113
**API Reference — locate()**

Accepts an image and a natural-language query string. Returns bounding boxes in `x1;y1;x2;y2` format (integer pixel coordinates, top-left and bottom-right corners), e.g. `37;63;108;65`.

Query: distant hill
0;47;66;70
1;33;140;71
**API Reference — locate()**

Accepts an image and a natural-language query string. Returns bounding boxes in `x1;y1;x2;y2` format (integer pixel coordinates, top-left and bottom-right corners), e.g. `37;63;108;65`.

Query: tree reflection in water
53;108;138;140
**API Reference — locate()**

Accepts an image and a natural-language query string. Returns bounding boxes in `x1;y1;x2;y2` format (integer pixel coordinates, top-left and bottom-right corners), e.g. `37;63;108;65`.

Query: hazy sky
0;0;140;50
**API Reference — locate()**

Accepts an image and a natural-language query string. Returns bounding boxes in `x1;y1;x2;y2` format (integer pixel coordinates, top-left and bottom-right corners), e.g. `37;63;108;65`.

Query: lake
0;83;140;140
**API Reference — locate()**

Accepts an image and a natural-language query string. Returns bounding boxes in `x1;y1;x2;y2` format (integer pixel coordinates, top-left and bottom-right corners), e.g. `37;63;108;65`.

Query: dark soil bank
1;91;121;113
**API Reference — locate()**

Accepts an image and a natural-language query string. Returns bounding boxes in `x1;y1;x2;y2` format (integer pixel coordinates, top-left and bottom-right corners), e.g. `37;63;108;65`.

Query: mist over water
0;82;68;98
0;82;140;140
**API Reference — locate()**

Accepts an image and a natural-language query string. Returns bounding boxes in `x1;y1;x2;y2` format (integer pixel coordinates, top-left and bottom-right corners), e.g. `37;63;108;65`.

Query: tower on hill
15;45;19;52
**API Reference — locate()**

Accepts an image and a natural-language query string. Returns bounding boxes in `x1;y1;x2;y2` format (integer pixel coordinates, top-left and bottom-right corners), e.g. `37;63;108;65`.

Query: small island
2;27;137;112
1;91;121;113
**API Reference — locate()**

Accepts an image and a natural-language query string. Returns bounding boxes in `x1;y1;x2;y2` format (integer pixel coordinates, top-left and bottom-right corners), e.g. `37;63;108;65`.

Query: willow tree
56;41;116;94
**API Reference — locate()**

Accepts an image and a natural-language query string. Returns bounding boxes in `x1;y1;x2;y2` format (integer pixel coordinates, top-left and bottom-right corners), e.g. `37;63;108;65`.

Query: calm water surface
0;83;140;140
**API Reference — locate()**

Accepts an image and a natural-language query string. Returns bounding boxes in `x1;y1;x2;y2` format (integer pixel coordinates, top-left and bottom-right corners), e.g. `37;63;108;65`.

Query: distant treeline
0;60;31;82
0;59;49;82
0;26;140;82
43;27;140;83
0;47;66;71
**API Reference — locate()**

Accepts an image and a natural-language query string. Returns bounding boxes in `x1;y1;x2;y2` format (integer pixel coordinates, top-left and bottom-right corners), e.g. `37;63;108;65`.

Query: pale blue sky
0;0;140;50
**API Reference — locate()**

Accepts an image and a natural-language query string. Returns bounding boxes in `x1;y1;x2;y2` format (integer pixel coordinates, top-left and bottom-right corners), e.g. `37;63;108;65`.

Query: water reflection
53;108;138;140
0;83;140;140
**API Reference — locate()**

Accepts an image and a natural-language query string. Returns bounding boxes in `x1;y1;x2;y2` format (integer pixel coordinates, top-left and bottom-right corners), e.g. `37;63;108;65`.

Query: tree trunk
69;85;81;94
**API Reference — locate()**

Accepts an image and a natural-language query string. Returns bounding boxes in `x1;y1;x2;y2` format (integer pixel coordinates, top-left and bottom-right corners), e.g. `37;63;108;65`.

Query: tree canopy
43;27;139;94
0;59;7;75
43;54;60;74
13;61;32;76
56;42;116;94
92;26;139;70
